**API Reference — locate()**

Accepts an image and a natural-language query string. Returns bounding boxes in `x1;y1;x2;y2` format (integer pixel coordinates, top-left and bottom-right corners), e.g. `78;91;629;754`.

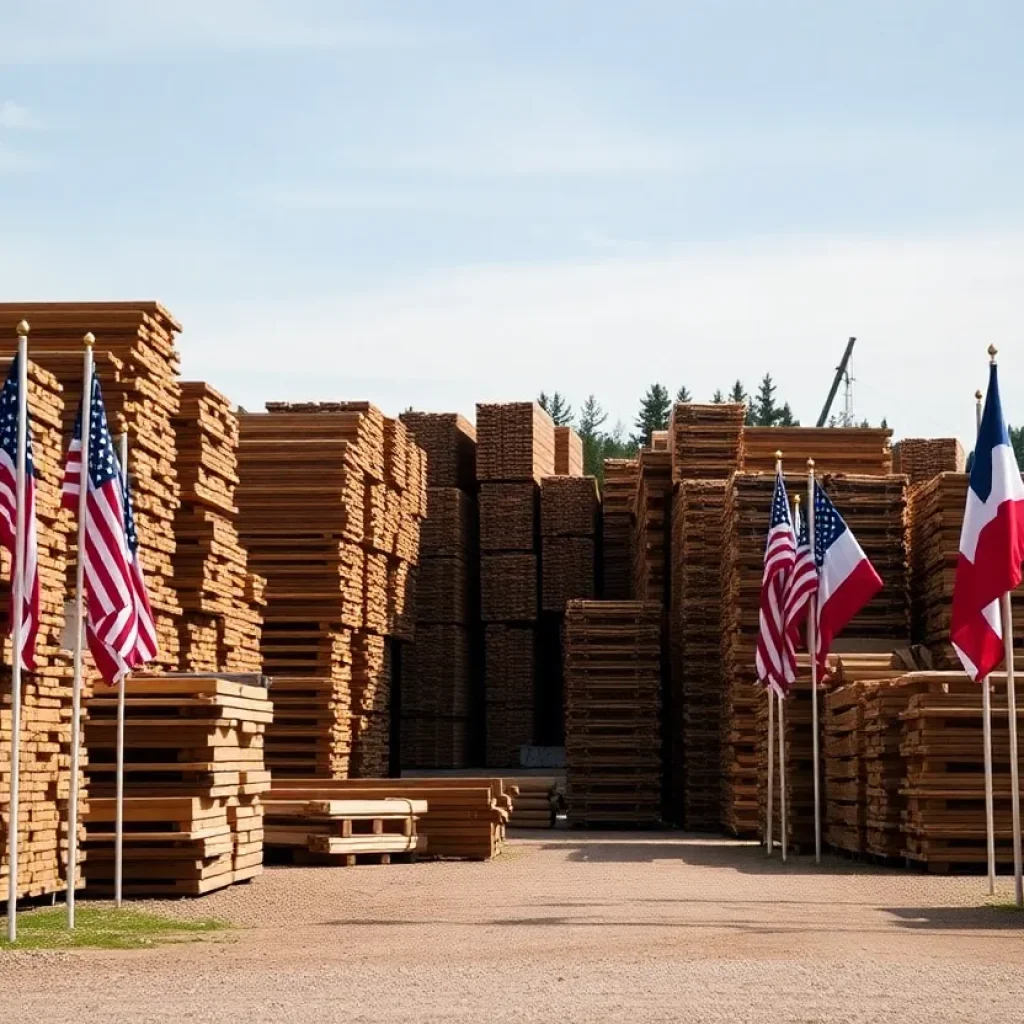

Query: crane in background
816;337;856;428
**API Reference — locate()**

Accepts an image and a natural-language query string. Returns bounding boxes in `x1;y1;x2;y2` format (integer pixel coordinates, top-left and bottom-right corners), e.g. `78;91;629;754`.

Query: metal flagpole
807;458;821;863
67;332;95;929
766;451;783;856
114;431;128;908
778;687;788;862
7;320;30;943
976;387;997;895
1000;590;1022;908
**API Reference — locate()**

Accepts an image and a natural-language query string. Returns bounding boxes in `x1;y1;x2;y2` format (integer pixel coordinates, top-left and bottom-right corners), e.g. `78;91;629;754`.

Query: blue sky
2;1;1023;441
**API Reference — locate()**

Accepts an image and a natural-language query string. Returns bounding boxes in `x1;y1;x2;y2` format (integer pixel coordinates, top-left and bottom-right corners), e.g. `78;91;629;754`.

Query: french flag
950;361;1024;681
812;481;883;670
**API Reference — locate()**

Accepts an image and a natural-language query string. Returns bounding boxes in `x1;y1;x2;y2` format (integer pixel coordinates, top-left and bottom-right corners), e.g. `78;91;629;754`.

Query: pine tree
729;380;747;405
711;389;725;403
1011;426;1024;466
676;385;692;403
537;391;573;425
537;391;550;414
752;374;778;427
578;395;609;477
881;417;889;430
777;402;798;427
632;384;671;447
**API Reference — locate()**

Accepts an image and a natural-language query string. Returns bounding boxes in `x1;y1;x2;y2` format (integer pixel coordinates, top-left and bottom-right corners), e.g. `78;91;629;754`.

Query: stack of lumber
554;426;584;476
263;796;425;864
237;403;425;778
601;459;637;600
400;412;477;491
901;676;1024;870
824;681;869;854
742;427;893;476
564;601;662;826
632;448;672;605
0;302;185;669
0;358;82;900
541;477;598;612
173;382;264;673
83;676;272;895
669;402;745;482
893;438;965;484
478;402;555;767
269;778;510;859
506;776;558;828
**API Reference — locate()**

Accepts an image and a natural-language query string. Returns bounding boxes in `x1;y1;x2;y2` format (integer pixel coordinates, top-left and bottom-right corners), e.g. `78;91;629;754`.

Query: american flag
0;353;40;669
782;498;818;657
755;471;796;694
61;373;157;683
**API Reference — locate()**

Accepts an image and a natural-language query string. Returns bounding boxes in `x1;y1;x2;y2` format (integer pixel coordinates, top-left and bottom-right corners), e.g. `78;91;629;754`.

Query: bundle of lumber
173;382;264;673
669;403;745;482
554;426;584;476
893;438;965;484
824;681;869;854
400;412;477;491
601;459;637;600
632;449;672;605
484;625;535;767
237;403;425;778
901;675;1024;871
564;602;662;826
0;302;185;669
541;477;598;612
506;776;559;828
742;427;893;476
83;676;272;895
476;402;555;483
269;778;510;859
0;357;83;900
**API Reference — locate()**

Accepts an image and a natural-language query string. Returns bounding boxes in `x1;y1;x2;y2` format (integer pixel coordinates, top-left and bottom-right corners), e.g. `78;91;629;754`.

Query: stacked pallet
554;426;584;476
742;427;893;476
901;678;1024;870
506;776;558;828
892;438;965;484
0;302;185;670
601;459;637;600
173;382;264;673
824;682;869;854
269;778;510;859
83;676;272;895
237;403;425;779
564;601;662;826
0;357;82;900
668;402;745;482
632;449;672;605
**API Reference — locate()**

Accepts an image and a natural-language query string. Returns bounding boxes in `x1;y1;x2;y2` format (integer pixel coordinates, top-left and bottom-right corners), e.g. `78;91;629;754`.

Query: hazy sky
2;1;1022;442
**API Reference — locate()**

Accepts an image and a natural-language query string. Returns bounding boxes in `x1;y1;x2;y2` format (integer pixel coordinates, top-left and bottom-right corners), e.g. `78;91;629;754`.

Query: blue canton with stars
812;481;848;568
72;373;120;488
122;458;140;560
0;353;36;477
770;474;791;528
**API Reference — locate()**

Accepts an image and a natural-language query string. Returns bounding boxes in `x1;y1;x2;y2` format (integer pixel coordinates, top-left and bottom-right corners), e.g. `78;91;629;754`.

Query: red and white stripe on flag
755;472;797;694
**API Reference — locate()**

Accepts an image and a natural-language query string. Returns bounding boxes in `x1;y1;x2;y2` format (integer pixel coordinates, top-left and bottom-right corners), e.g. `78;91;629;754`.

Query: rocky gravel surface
3;830;1023;1023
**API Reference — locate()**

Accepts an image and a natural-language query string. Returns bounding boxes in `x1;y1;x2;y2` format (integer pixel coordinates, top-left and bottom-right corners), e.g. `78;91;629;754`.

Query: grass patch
990;900;1024;913
0;907;229;950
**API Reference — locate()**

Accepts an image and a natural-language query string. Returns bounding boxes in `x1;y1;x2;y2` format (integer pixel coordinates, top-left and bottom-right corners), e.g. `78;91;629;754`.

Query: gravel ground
3;829;1024;1023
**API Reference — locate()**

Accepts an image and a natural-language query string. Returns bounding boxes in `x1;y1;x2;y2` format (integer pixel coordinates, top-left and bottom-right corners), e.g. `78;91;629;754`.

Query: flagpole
778;682;787;862
976;386;997;896
6;321;30;943
766;451;783;856
806;458;821;864
67;332;95;929
114;431;128;909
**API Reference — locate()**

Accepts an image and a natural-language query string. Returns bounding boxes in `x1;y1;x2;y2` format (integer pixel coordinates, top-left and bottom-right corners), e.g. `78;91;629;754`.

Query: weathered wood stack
893;438;965;484
601;459;637;600
564;601;662;826
632;448;672;605
669;402;745;482
477;402;555;767
173;382;264;673
742;427;894;476
554;426;584;476
0;302;186;670
0;357;83;900
237;403;425;779
824;681;869;854
83;676;271;895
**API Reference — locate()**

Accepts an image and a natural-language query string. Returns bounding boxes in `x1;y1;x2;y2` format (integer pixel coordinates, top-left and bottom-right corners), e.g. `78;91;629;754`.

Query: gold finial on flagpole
975;389;984;401
807;458;815;469
989;345;998;364
794;494;801;507
775;450;783;460
16;320;29;337
83;332;95;348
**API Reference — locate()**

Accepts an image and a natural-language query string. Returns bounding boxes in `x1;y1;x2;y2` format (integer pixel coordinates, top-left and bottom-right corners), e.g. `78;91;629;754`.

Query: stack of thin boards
269;778;510;859
742;427;894;476
721;472;909;837
506;777;559;828
668;402;745;482
477;402;555;767
632;448;672;605
892;438;965;484
83;676;272;895
0;358;82;900
400;410;480;769
824;681;870;854
0;302;185;669
237;403;426;778
554;426;584;476
173;382;265;673
601;459;637;600
564;601;662;826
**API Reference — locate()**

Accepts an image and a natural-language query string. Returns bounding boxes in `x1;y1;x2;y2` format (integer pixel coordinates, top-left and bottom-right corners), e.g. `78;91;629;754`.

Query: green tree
711;389;725;403
776;402;798;427
752;374;779;427
537;391;573;425
632;384;671;447
729;380;747;404
676;385;692;403
1010;426;1024;466
578;395;610;477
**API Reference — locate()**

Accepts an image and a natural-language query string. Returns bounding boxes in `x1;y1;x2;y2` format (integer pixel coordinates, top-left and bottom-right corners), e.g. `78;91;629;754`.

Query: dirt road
4;831;1023;1023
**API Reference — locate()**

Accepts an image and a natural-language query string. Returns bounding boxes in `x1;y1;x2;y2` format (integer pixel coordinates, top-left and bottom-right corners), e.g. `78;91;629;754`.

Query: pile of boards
893;438;965;484
555;425;583;475
601;459;637;600
268;777;511;860
564;601;662;827
83;675;271;895
741;427;893;476
632;448;672;605
237;402;426;779
506;776;560;827
0;358;81;900
669;402;745;481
